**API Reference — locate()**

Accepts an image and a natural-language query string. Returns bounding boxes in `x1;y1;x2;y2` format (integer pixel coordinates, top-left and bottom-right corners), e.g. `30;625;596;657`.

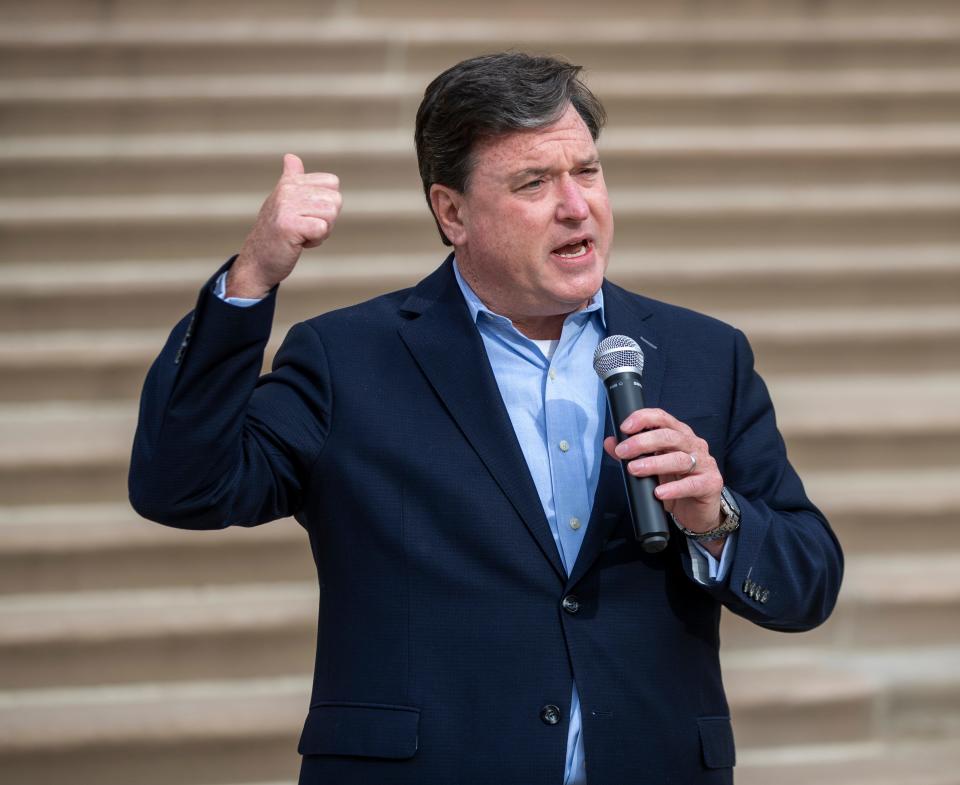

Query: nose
555;176;590;222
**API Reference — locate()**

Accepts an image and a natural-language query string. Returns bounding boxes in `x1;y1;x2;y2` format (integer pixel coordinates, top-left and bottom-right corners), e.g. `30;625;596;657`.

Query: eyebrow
508;158;601;183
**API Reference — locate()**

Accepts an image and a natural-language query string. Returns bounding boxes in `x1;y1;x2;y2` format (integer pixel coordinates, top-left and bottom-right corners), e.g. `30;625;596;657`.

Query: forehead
470;105;598;178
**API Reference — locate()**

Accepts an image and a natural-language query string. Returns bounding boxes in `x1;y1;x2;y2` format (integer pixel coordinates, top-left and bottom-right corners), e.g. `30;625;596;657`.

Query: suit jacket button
561;595;580;614
541;705;561;725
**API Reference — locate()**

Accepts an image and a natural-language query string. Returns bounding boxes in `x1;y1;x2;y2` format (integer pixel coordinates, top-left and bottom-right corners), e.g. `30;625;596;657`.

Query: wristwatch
672;486;741;543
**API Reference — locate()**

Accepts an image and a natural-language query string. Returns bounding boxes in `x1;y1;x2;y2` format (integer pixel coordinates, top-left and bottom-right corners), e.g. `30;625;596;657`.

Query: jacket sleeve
681;328;844;632
128;261;332;530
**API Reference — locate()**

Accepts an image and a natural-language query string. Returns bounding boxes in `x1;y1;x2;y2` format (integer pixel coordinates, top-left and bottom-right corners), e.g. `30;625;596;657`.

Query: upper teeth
556;242;587;258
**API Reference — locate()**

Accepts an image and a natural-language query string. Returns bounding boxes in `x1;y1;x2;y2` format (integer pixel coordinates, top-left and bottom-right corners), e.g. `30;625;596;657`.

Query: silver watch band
672;487;741;543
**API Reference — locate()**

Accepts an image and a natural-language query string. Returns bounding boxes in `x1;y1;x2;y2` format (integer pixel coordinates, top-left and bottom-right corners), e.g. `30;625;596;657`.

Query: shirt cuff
214;270;265;308
686;529;738;585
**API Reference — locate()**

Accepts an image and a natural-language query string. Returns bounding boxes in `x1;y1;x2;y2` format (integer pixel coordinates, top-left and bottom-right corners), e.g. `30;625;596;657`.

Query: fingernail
621;416;634;431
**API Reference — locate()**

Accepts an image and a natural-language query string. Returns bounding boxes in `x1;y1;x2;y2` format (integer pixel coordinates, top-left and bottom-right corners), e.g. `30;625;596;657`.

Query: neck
455;257;588;341
510;315;568;340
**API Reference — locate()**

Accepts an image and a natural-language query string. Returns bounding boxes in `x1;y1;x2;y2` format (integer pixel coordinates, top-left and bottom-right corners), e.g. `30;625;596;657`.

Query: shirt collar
452;256;606;330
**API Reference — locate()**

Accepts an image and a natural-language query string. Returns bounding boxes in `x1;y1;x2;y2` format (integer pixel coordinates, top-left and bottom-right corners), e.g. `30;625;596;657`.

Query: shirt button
561;595;580;614
548;369;557;380
569;517;581;531
540;704;561;725
558;440;570;452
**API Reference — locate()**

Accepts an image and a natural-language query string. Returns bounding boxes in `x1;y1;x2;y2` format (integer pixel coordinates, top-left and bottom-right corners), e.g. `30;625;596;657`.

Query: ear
429;184;467;246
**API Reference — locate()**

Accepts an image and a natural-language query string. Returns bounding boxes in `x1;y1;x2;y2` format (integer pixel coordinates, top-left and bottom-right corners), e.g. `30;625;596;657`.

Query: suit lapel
566;280;668;588
398;258;567;581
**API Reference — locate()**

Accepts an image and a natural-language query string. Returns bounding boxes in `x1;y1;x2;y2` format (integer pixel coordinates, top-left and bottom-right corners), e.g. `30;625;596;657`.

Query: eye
520;179;544;190
578;167;600;177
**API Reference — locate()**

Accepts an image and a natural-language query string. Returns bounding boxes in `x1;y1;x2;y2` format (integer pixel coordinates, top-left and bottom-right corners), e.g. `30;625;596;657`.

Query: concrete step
724;645;960;744
4;69;960;136
0;583;317;689
0;502;314;594
5;0;960;23
2;536;958;689
0;369;956;498
3;245;957;332
728;306;960;375
738;739;960;785
4;537;959;688
200;739;960;785
6;125;960;198
0;462;955;597
1;461;953;597
722;553;960;650
802;468;960;555
3;18;960;79
2;296;957;405
0;676;307;785
1;644;956;783
4;183;960;264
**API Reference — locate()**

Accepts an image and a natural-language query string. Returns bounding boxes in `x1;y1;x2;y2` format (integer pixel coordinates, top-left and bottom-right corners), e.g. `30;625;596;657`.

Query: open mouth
551;239;592;259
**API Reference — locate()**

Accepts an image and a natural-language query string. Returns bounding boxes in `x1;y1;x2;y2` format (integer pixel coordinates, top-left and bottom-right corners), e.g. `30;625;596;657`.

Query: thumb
282;153;304;177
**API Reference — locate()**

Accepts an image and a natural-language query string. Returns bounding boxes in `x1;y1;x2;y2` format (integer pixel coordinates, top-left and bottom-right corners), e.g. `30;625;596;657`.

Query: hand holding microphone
594;336;726;556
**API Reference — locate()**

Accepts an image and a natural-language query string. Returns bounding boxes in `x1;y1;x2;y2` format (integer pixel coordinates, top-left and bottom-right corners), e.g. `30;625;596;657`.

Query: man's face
441;103;613;333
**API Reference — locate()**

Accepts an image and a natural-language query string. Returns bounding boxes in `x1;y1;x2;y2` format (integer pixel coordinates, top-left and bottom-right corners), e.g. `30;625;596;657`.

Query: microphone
593;335;670;553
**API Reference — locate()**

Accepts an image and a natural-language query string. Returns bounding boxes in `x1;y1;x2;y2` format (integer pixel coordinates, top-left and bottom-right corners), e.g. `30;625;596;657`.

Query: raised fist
228;153;342;298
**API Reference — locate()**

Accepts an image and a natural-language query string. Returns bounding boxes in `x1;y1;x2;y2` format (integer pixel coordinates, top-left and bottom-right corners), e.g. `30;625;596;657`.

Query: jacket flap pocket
698;716;736;769
298;702;420;759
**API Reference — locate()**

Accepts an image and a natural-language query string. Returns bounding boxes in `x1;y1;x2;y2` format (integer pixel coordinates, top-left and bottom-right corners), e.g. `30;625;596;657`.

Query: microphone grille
593;335;645;380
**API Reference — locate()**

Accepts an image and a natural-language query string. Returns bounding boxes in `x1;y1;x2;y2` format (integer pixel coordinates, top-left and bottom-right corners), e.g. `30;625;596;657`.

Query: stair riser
0;539;316;594
0;736;301;785
2;332;958;405
721;596;960;650
4;264;957;332
6;92;960;136
750;334;960;376
0;422;951;502
4;505;952;597
2;590;955;693
0;40;392;80
0;626;315;690
6;154;960;199
4;210;960;264
731;693;875;748
355;0;960;20
5;0;960;23
5;39;960;80
831;510;957;554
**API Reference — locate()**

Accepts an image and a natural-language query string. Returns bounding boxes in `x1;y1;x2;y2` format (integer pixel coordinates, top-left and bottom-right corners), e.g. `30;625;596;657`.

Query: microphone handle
604;370;670;553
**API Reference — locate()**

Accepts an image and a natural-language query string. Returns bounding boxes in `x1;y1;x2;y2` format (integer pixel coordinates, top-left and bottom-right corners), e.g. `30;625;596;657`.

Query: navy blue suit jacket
130;255;843;785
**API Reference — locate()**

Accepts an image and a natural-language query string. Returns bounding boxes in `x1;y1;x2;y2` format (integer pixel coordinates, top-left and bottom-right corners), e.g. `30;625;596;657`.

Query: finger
655;472;722;502
625;450;696;478
282;153;305;178
603;436;619;460
298;202;341;222
282;185;341;211
619;408;694;437
289;216;330;246
299;172;341;189
613;427;686;460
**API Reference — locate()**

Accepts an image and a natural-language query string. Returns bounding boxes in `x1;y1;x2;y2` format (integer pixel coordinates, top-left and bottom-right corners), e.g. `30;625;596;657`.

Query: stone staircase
1;2;959;783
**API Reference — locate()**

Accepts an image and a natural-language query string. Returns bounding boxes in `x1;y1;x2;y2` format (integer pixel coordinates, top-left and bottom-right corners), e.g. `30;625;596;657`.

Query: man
130;53;843;784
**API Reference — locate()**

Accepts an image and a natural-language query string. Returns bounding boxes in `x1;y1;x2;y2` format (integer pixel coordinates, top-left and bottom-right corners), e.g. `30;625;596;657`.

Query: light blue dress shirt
215;264;735;784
